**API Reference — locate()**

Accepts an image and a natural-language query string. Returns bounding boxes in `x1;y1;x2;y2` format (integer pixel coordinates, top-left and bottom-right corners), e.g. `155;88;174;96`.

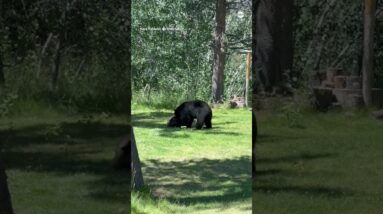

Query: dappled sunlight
142;157;251;208
133;107;252;213
0;116;130;212
254;110;383;213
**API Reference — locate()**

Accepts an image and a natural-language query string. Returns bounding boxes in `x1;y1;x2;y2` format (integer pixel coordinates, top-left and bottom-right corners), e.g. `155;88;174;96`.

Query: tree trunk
252;1;258;180
362;0;376;107
252;111;257;178
37;32;53;78
0;158;14;214
131;127;144;190
254;0;294;94
127;5;132;118
50;38;62;91
0;52;5;88
212;0;226;103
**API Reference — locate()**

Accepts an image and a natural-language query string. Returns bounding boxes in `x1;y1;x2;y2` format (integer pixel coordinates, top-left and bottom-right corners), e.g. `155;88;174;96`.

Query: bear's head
167;116;180;127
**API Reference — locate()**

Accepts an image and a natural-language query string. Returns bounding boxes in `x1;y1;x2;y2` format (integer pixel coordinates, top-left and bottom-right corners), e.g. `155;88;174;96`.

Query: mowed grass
0;113;131;213
132;104;252;214
255;109;383;213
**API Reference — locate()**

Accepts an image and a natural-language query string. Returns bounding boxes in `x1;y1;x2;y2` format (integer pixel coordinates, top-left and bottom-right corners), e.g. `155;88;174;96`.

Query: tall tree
252;111;257;177
0;158;14;214
131;128;144;190
252;0;257;181
212;0;226;103
0;3;7;88
362;0;377;107
0;51;5;88
254;0;294;94
126;0;143;192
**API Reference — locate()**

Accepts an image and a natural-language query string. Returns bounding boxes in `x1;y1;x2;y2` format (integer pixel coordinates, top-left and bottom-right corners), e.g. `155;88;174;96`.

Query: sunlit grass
0;111;130;213
132;106;252;214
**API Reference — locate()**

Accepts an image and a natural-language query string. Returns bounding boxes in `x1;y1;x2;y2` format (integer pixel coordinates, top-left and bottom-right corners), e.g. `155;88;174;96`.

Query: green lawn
0;113;130;213
4;102;378;213
131;105;252;214
254;109;383;213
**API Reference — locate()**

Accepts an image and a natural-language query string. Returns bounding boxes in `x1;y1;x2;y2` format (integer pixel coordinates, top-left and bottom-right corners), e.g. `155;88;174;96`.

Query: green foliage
132;0;251;104
293;0;383;88
0;0;130;114
374;3;383;87
133;90;191;110
293;1;361;80
0;91;18;117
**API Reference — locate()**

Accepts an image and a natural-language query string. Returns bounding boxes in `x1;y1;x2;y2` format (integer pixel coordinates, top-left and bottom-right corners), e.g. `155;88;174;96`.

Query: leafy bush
0;91;18;117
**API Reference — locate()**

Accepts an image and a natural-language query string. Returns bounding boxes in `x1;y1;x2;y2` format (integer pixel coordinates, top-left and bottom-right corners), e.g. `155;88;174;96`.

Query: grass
254;108;383;213
0;109;131;213
131;104;252;214
5;97;381;213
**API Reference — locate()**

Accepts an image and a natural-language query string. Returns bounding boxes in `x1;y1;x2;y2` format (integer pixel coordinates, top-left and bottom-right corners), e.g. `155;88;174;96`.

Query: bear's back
174;100;211;117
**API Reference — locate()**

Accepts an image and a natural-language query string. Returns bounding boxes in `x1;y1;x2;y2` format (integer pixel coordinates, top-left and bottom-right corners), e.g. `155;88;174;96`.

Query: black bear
167;100;212;129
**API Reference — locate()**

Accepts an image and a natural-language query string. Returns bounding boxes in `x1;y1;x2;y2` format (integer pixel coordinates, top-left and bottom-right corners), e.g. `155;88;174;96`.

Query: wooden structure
312;68;383;110
229;95;246;108
239;49;252;107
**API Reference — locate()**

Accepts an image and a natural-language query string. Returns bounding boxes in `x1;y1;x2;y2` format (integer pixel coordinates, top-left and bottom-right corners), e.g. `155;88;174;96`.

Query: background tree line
293;0;383;88
0;0;130;115
134;0;383;107
255;0;383;94
132;0;252;107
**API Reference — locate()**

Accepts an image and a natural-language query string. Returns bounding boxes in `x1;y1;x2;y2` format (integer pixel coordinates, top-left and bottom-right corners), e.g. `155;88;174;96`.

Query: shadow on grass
141;156;252;206
132;111;244;139
132;111;172;128
158;130;191;138
203;130;242;136
256;134;307;144
212;121;237;126
88;171;131;203
258;152;337;164
155;127;243;139
132;111;233;127
0;121;129;149
254;139;353;198
132;112;171;129
255;185;354;198
133;111;173;119
0;120;130;204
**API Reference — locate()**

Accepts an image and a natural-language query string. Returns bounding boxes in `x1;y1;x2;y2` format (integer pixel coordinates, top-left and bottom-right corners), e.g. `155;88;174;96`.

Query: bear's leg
205;118;212;129
183;116;193;128
197;109;213;129
186;120;193;128
196;114;207;129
